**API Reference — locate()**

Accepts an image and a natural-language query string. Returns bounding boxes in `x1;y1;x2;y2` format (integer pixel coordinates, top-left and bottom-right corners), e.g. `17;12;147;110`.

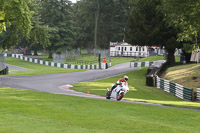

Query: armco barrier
133;59;196;101
11;54;100;70
4;53;12;57
197;88;200;101
146;60;166;86
130;61;154;67
156;76;194;101
130;60;166;68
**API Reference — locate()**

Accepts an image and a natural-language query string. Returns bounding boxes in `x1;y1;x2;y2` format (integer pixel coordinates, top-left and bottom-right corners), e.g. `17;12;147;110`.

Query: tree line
0;0;199;64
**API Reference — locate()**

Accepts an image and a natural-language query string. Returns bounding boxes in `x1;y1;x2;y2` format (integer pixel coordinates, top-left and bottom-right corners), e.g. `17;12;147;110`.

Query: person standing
102;58;107;69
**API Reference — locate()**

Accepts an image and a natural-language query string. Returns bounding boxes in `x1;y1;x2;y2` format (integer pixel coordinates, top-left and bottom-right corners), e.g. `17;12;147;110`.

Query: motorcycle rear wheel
117;92;124;101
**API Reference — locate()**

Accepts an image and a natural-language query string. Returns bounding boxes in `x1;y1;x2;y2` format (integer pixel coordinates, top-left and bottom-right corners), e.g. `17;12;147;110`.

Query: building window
143;47;145;51
118;47;120;51
130;47;132;51
136;47;138;51
125;47;127;51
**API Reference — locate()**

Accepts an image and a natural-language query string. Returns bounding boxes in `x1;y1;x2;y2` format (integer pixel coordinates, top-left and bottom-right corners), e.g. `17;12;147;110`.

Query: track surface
0;62;138;93
1;62;200;112
6;64;31;71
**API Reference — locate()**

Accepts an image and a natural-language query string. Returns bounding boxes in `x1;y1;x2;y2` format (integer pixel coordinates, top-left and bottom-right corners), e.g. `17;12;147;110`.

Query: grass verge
36;55;136;66
136;56;166;62
136;56;180;62
72;68;200;109
5;57;84;76
0;87;200;133
110;57;136;66
162;63;200;89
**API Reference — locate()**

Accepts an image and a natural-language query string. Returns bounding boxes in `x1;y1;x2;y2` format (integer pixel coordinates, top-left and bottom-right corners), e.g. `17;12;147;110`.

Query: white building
110;42;166;57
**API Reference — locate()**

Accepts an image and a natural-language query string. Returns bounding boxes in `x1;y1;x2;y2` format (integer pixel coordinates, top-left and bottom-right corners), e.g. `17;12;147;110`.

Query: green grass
72;68;200;109
136;56;166;62
5;57;84;76
162;64;200;89
25;55;177;67
37;55;98;65
110;57;136;66
37;55;136;66
0;87;200;133
136;56;180;62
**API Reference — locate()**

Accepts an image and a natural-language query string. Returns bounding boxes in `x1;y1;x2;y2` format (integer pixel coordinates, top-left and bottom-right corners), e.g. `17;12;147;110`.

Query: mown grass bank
0;87;200;133
72;68;200;109
5;57;83;76
162;64;200;89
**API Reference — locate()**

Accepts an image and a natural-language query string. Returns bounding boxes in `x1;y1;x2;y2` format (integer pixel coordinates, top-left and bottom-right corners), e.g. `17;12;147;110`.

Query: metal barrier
0;53;9;75
130;60;166;68
197;88;200;101
130;61;154;67
156;76;194;101
110;51;148;57
142;60;194;101
11;54;100;70
0;53;5;70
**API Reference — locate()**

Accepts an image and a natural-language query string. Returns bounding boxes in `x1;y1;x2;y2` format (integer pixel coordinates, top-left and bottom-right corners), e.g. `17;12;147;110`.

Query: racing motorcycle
106;82;129;101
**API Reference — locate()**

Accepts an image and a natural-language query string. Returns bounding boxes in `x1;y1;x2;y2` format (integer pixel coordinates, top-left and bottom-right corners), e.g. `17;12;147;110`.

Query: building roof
110;42;132;47
110;42;160;48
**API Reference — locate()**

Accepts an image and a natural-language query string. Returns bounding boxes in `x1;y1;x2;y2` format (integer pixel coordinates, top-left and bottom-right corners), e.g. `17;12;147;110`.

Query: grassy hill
0;87;200;133
72;68;200;109
2;55;200;132
162;63;200;90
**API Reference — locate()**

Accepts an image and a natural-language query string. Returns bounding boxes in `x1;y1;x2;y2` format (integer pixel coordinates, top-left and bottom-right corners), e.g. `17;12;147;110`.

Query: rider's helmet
124;75;128;81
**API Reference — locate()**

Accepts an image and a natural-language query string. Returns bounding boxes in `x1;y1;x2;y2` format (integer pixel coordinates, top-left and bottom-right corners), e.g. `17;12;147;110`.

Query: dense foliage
0;0;199;60
126;0;179;65
0;0;32;49
73;0;130;50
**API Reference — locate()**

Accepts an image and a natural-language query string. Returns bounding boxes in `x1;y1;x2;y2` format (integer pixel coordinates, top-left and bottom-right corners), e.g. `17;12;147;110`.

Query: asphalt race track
0;62;138;94
1;62;200;112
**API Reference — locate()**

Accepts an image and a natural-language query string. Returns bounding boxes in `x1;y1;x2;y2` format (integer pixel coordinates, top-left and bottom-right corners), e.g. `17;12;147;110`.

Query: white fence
197;88;200;101
156;76;194;101
10;54;101;70
130;60;166;68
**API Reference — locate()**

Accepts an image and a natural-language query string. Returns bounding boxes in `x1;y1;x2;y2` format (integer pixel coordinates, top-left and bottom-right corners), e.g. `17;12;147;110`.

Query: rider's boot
110;84;117;92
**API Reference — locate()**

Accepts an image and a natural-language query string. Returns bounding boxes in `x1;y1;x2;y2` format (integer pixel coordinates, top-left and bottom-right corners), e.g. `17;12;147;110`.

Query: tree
72;1;93;52
40;0;74;58
162;0;200;43
126;0;179;65
161;0;200;60
0;0;32;49
28;0;50;55
73;0;98;53
94;0;99;52
73;0;130;50
97;0;130;48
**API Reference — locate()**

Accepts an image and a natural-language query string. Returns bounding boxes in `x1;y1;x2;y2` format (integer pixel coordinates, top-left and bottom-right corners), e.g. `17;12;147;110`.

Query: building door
148;48;155;56
121;47;124;56
139;47;141;56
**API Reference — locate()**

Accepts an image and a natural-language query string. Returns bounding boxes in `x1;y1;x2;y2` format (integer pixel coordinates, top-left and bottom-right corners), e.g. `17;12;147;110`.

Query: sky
70;0;78;3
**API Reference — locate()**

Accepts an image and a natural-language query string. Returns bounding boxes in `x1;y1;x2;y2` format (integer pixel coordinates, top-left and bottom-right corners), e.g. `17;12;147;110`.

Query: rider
110;75;129;92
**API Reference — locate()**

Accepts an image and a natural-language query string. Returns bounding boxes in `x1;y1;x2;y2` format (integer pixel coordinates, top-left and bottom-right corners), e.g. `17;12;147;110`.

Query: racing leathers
110;78;128;92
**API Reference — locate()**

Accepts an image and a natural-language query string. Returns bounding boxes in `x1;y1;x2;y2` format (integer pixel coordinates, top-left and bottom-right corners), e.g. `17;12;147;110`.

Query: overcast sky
70;0;78;3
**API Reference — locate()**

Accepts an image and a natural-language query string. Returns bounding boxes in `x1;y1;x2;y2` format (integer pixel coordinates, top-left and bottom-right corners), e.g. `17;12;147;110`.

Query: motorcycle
106;82;129;101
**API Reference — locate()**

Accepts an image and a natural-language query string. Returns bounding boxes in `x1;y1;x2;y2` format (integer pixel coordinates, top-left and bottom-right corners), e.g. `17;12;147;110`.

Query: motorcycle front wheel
106;91;111;99
116;92;124;101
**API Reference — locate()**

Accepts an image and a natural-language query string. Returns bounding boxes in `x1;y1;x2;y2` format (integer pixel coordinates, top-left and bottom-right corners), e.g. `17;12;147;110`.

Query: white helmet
124;75;128;81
